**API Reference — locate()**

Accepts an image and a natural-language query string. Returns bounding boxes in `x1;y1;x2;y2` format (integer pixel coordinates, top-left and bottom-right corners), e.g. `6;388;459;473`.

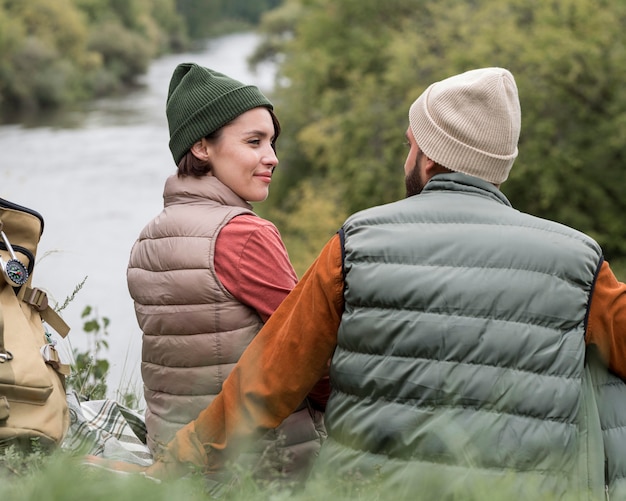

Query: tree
175;0;283;39
0;0;187;115
256;0;626;273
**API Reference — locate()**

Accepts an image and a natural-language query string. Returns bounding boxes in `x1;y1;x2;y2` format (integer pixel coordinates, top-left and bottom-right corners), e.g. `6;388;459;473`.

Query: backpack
0;198;71;449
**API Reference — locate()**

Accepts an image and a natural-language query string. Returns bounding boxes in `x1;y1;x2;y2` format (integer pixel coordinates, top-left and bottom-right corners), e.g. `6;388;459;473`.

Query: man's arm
148;233;345;478
586;260;626;379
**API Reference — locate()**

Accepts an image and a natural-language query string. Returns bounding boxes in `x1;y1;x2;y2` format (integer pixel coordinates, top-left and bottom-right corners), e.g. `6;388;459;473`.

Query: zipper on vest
605;459;610;501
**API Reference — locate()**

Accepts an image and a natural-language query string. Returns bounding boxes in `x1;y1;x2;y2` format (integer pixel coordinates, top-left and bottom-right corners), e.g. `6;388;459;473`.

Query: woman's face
205;107;278;202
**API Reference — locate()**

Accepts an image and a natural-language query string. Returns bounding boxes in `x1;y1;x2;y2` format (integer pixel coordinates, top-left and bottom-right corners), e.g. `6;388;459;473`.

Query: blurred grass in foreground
0;445;583;501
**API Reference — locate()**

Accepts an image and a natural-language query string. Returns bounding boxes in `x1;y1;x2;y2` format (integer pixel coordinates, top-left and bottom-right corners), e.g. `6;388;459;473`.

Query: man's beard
405;151;426;197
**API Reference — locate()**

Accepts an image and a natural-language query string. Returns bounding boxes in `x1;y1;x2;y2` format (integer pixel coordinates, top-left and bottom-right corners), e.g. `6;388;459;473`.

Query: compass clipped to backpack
0;224;29;287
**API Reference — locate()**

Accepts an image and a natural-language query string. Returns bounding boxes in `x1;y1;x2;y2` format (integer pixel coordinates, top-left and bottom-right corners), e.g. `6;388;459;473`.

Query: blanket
62;391;152;466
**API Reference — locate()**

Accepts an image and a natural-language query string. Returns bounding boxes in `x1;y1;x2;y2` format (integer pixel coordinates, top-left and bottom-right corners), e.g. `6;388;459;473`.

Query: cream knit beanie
408;67;521;184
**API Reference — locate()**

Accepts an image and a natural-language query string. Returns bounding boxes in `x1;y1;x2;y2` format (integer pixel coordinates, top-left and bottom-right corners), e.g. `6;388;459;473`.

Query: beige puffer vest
128;174;325;486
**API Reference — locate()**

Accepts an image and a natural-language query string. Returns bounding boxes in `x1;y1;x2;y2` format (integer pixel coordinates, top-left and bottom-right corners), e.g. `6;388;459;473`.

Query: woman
126;63;326;488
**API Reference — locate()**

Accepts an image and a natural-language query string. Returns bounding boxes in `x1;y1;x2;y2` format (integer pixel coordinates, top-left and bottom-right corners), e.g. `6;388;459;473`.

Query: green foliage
0;0;282;117
67;305;111;401
54;278;142;405
0;0;187;117
176;0;284;39
0;442;47;478
87;21;153;87
147;0;188;51
255;0;426;270
258;178;347;276
256;0;626;269
220;0;283;24
54;275;88;314
0;445;582;500
0;0;94;112
1;450;209;500
248;1;302;64
174;0;220;39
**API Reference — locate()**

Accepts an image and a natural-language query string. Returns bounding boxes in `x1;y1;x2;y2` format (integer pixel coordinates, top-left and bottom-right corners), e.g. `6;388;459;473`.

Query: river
0;32;275;401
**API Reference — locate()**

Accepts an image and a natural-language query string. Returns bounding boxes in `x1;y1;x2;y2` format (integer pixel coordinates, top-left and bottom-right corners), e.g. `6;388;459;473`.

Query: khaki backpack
0;198;71;449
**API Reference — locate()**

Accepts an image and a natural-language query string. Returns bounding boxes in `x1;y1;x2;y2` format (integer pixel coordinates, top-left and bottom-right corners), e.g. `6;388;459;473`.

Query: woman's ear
190;138;210;161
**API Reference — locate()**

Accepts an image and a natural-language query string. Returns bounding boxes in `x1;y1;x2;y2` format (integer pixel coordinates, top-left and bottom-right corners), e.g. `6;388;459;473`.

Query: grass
0;444;584;501
1;448;208;501
0;446;383;501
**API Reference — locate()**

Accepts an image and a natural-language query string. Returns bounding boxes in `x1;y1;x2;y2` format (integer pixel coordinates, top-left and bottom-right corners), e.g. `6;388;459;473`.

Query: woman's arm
215;214;297;322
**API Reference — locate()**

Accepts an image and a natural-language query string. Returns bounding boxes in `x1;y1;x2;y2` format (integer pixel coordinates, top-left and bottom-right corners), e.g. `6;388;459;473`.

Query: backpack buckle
24;287;49;311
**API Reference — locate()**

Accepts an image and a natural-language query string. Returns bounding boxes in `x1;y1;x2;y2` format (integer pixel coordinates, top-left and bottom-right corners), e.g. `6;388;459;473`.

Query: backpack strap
0;296;13;362
21;286;70;338
21;286;71;375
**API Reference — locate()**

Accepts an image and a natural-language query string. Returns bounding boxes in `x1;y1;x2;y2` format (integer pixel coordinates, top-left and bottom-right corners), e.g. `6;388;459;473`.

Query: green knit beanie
166;63;274;164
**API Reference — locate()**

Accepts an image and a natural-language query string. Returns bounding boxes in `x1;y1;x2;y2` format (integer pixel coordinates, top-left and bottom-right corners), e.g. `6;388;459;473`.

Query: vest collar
423;172;512;207
163;174;253;210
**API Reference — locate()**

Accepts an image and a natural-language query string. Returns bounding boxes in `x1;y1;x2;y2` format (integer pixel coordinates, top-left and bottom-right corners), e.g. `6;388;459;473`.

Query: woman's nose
264;146;278;166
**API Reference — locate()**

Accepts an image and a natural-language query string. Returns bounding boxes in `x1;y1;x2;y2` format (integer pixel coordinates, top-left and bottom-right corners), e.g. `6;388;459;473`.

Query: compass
1;229;29;287
3;258;28;286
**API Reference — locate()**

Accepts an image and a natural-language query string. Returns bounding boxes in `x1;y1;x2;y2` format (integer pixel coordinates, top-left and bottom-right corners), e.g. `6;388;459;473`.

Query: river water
0;32;275;399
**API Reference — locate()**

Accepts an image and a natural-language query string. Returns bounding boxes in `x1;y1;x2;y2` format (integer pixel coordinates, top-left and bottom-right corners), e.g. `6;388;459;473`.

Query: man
143;68;626;498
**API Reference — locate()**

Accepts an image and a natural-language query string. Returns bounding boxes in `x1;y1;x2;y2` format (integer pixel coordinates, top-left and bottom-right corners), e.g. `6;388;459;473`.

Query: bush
87;21;153;85
66;305;111;401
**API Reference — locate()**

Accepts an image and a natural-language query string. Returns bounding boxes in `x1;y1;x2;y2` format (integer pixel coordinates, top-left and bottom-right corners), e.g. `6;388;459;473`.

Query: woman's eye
403;140;410;148
248;139;261;145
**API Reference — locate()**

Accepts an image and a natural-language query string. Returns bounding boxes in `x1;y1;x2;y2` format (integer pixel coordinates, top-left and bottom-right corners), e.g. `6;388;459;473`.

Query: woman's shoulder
226;213;279;233
218;214;285;254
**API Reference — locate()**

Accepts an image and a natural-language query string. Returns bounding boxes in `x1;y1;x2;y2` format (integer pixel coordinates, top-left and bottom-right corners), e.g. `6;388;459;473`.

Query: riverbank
0;32;275;400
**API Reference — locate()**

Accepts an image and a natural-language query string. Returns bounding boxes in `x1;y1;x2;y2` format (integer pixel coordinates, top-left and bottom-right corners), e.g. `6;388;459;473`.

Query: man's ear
424;155;453;178
190;139;210;161
422;155;438;175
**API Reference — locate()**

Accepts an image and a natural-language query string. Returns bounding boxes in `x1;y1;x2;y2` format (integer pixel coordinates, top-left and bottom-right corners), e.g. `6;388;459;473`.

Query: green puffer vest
317;173;626;500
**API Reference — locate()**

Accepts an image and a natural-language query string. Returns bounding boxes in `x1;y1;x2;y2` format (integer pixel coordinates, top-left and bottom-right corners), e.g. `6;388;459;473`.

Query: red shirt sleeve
215;214;297;322
586;260;626;379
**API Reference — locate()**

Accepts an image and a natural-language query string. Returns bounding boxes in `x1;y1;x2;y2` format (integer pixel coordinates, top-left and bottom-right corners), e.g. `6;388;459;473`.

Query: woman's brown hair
177;108;281;178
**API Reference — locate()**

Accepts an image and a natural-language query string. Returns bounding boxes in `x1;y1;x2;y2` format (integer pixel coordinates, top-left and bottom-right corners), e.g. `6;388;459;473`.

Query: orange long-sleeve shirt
158;232;626;475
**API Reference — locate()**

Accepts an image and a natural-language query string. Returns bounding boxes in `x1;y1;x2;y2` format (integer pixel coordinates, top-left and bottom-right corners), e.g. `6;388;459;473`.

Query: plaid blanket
62;391;153;466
